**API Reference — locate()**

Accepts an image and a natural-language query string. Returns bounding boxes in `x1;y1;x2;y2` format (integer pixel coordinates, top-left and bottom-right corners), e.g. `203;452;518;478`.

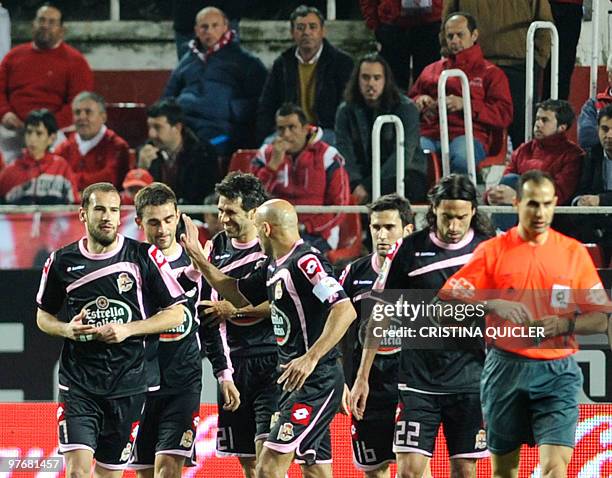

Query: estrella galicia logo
270;304;291;346
160;305;192;342
83;296;133;327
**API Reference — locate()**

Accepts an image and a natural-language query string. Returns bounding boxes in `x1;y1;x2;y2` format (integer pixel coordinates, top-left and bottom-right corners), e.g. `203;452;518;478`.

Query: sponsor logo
120;421;139;462
475;429;487;450
415;252;436;257
56;404;65;423
290;403;312;426
350;422;358;440
298;255;323;280
117;272;134;293
277;422;294;442
149;246;168;268
395;402;404;422
448;277;476;299
274;280;283;300
180;430;194;448
270;412;280;430
67;265;85;272
270;305;291;346
83;296;133;327
214;254;231;261
160;305;192;342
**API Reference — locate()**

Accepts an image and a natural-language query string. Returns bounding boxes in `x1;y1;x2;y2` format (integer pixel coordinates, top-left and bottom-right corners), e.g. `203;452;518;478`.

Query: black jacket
256;39;354;142
574;144;612;206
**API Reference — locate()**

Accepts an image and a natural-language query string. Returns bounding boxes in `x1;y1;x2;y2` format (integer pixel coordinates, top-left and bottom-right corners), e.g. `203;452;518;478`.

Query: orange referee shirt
441;227;606;359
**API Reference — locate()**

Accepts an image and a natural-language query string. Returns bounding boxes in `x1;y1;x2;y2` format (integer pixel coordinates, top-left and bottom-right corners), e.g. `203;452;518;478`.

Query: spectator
543;0;583;101
442;0;553;148
0;109;78;204
138;99;218;205
54;92;130;192
487;100;583;207
409;12;512;174
359;0;442;90
257;5;354;145
120;168;153;205
172;0;245;59
251;103;350;252
164;6;267;156
336;53;427;204
578;54;612;150
569;104;612;264
0;4;93;162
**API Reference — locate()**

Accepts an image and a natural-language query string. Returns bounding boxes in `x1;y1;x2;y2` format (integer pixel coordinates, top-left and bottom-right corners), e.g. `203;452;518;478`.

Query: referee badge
277;422;294;442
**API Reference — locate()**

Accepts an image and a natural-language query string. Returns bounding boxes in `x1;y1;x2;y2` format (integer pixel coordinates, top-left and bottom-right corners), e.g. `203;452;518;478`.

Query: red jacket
0;42;93;128
409;44;513;152
55;128;131;191
505;132;585;205
251;127;350;244
0;150;79;204
360;0;442;30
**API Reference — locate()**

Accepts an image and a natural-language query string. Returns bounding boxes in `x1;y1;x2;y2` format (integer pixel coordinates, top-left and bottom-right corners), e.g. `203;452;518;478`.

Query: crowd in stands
0;1;608;262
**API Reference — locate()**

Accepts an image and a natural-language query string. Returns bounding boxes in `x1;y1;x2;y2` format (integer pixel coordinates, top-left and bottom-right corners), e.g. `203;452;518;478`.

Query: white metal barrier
110;0;120;21
525;21;559;142
327;0;336;20
437;69;477;185
371;115;405;200
590;0;601;99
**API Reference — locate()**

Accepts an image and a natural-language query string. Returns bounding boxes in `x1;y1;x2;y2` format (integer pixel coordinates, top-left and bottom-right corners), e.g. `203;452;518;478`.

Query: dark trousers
543;2;583;101
375;22;442;90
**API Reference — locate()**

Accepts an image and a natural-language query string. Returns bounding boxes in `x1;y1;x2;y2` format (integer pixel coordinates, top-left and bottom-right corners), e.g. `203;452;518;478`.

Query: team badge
180;430;194;448
290;403;312;426
117;273;134;293
275;281;283;300
277;422;294;442
475;429;487;450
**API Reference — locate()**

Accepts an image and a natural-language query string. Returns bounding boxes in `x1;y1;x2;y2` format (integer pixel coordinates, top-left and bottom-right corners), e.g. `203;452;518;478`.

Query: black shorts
393;389;488;459
265;360;344;466
217;353;279;457
351;407;395;471
57;389;146;470
129;392;201;468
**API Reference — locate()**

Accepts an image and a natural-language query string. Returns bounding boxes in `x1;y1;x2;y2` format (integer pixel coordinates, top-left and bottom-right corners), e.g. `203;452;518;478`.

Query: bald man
181;199;357;478
163;6;266;155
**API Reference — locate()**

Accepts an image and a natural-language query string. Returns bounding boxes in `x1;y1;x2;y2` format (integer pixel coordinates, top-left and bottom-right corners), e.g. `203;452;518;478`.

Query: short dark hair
215;172;269;212
134;182;178;218
536;99;575;129
368;193;413;226
344;52;401;110
147;98;184;126
275;103;308;126
597;103;612;125
517;170;556;199
444;11;478;33
426;174;494;237
81;182;118;209
290;5;324;30
25;109;58;135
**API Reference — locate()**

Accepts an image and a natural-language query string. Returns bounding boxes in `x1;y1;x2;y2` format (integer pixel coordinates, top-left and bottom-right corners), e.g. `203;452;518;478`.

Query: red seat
327;194;363;265
583;243;605;268
228;149;258;173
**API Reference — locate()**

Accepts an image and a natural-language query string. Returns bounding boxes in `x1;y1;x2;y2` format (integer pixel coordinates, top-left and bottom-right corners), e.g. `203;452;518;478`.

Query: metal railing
371;115;406;200
525;21;559;142
590;0;601;99
437;69;477;185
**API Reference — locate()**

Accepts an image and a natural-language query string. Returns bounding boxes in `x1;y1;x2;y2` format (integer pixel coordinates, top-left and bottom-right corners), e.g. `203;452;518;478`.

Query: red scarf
189;29;234;63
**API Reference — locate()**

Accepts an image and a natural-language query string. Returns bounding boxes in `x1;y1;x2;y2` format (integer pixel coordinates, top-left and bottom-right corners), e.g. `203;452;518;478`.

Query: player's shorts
57;389;146;470
481;348;583;455
129;391;201;468
265;360;344;466
217;353;279;457
393;388;488;459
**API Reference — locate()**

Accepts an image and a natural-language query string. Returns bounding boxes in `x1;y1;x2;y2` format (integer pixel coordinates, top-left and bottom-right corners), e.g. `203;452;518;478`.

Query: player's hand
340;383;351;415
1;111;23;129
487;184;516;205
198;299;237;326
446;94;463;112
180;214;205;258
65;309;97;341
95;323;130;343
221;380;241;411
137;143;159;169
277;354;318;392
349;376;369;421
487;299;533;325
577;194;600;207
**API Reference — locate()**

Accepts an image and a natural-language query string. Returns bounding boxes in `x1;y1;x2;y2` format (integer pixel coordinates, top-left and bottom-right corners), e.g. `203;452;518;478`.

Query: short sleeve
36;251;66;315
372;238;409;292
296;253;348;306
440;242;493;300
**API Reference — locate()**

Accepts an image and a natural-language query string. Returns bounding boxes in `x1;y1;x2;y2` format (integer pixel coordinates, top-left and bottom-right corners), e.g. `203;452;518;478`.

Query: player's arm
96;303;184;344
180;214;250;307
36;308;97;341
350;321;379;420
200;300;270;327
278;299;356;392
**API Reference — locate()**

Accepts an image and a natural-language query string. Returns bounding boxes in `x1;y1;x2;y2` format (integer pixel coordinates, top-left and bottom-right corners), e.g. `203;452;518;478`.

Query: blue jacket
164;40;267;154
